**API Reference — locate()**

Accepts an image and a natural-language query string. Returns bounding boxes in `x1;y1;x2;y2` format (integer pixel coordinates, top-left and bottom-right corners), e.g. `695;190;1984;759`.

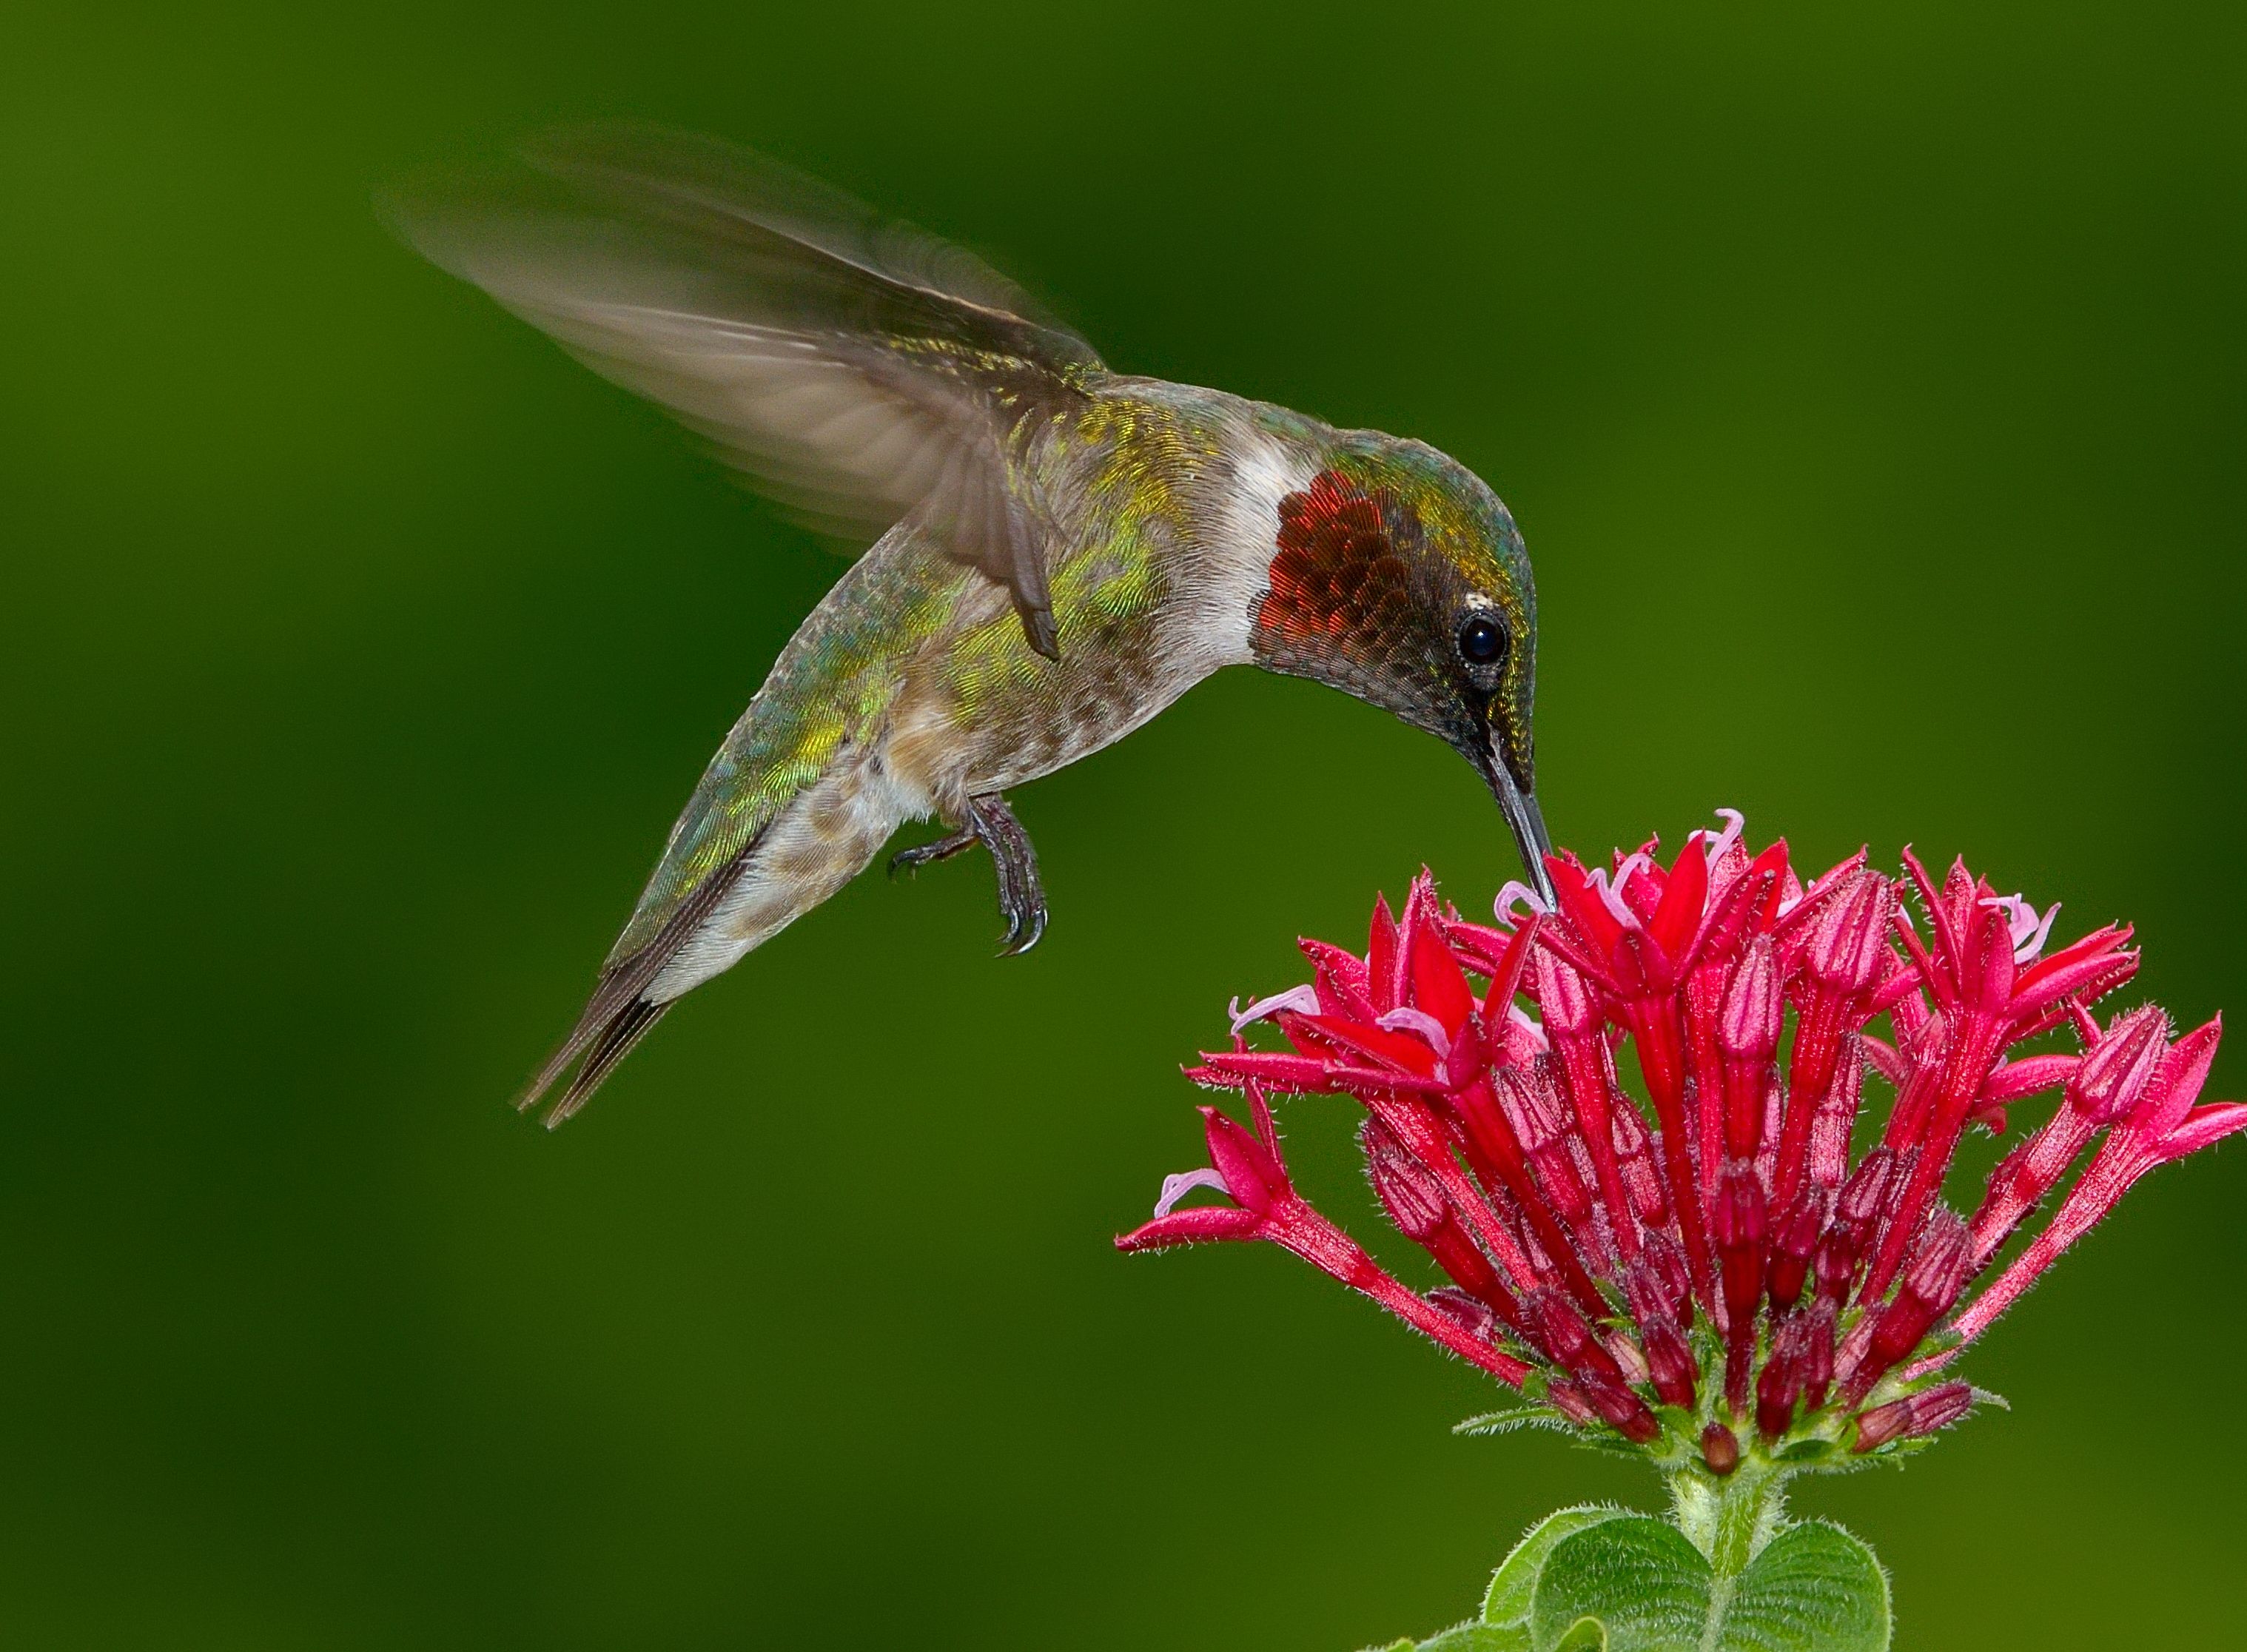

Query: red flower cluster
1119;815;2243;1468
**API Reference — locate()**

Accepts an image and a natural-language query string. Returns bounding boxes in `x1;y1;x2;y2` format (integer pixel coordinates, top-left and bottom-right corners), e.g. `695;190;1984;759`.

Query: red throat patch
1257;469;1425;660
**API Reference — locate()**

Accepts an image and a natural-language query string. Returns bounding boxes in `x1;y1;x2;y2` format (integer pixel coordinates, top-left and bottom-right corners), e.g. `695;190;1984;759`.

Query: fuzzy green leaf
1530;1517;1710;1651
1417;1624;1528;1651
1482;1506;1632;1630
1526;1517;1890;1651
1716;1522;1889;1652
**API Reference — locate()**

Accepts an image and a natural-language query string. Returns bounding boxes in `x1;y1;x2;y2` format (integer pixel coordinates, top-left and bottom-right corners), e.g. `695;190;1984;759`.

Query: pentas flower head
1119;814;2245;1477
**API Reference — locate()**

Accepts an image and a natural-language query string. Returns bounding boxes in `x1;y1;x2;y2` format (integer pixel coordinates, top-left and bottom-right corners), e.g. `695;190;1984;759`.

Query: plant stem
1669;1460;1789;1581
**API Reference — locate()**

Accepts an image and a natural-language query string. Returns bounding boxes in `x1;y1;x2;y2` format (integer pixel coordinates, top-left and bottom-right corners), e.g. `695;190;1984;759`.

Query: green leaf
1482;1506;1633;1629
1526;1517;1891;1651
1363;1625;1525;1652
1417;1624;1529;1651
1529;1517;1710;1652
1716;1522;1889;1652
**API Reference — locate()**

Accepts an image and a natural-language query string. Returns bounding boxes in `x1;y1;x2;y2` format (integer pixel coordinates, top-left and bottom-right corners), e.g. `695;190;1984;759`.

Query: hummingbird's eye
1457;614;1507;668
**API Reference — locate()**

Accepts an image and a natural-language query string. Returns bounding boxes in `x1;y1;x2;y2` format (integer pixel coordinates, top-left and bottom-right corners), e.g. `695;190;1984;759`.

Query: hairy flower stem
1670;1462;1790;1583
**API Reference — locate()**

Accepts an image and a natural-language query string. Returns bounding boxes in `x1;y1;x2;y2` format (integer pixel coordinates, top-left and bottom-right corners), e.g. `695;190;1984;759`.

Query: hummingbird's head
1249;444;1551;898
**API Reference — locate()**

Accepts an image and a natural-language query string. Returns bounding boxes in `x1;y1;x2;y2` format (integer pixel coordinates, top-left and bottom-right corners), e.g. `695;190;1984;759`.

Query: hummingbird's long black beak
1477;734;1555;907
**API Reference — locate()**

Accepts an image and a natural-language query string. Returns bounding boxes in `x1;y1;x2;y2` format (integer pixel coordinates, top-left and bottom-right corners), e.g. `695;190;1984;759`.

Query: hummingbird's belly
885;618;1219;807
648;739;928;999
883;530;1269;804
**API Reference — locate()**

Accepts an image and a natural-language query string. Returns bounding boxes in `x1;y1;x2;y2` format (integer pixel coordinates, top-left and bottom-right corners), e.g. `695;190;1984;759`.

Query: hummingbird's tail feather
545;997;671;1129
514;833;761;1125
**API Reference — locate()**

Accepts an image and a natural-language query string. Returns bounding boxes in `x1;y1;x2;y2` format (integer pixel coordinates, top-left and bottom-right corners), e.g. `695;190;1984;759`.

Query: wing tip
1018;600;1061;661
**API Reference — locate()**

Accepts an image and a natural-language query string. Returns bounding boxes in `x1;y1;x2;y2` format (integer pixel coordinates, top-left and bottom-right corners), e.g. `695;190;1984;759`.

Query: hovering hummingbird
395;127;1552;1124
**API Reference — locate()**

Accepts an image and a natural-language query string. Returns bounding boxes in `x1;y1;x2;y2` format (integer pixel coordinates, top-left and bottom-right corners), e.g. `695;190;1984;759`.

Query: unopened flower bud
1545;1380;1599;1428
1816;1147;1894;1302
1576;1369;1662;1443
1531;947;1599;1037
1768;1186;1831;1312
1428;1286;1499;1346
1641;1226;1694;1324
1757;1314;1810;1440
2071;1004;2171;1125
1898;1207;1972;1317
1836;1146;1895;1228
1621;1257;1666;1326
1853;1381;1974;1452
1847;1209;1970;1403
1363;1121;1447;1242
1807;1049;1865;1190
1713;1160;1769;1329
1534;1291;1623;1386
1702;1420;1740;1476
1801;1300;1837;1410
1610;1101;1672;1226
1639;1312;1698;1408
1809;870;1894;995
1719;937;1785;1060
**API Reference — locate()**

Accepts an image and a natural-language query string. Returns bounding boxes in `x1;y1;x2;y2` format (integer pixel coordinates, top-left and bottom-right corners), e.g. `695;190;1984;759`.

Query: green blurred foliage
4;3;2243;1647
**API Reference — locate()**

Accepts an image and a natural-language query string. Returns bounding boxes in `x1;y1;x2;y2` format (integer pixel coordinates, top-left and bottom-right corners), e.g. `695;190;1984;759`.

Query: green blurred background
5;3;2243;1646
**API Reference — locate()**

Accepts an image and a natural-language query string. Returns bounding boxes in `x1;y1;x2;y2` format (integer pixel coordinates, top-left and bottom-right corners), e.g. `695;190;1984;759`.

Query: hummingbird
394;126;1552;1124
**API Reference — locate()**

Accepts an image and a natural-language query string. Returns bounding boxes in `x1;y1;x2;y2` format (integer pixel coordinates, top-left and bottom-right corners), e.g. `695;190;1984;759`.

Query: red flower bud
1639;1313;1698;1409
1807;869;1894;995
1534;1291;1625;1387
1767;1186;1830;1312
1364;1121;1448;1242
1576;1369;1662;1443
2072;1003;2172;1125
1806;1047;1867;1191
1713;1161;1769;1329
1757;1312;1811;1440
1429;1286;1500;1347
1622;1257;1698;1408
1853;1381;1974;1452
1545;1380;1599;1428
1801;1300;1837;1411
1640;1226;1695;1325
1815;1147;1894;1303
1610;1098;1672;1228
1531;945;1600;1038
1719;936;1784;1060
1845;1209;1969;1404
1702;1420;1741;1476
1712;1158;1768;1408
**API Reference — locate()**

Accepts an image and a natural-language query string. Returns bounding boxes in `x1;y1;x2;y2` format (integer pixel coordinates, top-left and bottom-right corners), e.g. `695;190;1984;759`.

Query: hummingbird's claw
967;793;1047;956
891;793;1048;954
998;885;1049;956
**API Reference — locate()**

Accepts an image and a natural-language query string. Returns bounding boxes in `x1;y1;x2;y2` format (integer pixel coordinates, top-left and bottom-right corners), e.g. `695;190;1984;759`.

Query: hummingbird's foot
964;793;1047;956
891;794;1047;954
888;827;979;879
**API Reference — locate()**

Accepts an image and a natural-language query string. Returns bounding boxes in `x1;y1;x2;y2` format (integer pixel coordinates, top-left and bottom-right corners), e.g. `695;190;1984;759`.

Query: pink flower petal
1227;984;1323;1035
1981;893;2060;964
1704;807;1746;867
1494;880;1551;923
1152;1166;1230;1219
1377;1006;1452;1060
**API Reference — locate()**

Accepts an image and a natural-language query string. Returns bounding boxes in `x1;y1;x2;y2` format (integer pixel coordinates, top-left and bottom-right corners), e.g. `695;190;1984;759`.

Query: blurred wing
390;124;1106;656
